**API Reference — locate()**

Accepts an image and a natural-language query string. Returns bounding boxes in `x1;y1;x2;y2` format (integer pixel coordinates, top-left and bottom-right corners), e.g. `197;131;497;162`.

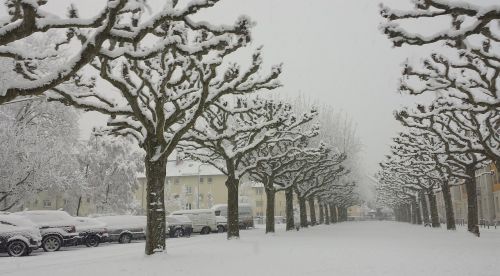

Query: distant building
435;163;500;225
135;159;290;218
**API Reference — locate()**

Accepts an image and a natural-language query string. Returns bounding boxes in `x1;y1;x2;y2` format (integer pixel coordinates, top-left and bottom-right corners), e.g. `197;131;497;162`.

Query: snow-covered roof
165;159;224;177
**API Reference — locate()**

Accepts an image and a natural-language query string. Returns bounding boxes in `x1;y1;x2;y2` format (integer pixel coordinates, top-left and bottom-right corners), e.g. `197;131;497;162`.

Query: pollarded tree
393;131;460;229
0;99;84;211
181;98;307;238
243;110;319;233
0;0;235;104
285;148;347;228
46;1;282;253
380;0;500;51
400;52;500;164
397;107;489;235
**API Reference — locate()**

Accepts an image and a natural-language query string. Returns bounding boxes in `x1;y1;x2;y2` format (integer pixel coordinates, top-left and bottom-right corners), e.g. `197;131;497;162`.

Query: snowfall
1;221;499;276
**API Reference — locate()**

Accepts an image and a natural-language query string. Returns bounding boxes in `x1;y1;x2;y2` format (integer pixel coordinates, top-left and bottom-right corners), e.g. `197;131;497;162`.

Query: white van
211;203;254;229
170;209;216;234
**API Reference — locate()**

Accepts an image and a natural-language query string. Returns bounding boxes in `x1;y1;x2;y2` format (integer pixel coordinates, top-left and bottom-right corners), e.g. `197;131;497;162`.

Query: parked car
211;203;254;229
215;215;227;233
170;209;216;234
95;215;146;243
73;217;109;247
166;215;192;238
0;215;42;257
14;211;78;252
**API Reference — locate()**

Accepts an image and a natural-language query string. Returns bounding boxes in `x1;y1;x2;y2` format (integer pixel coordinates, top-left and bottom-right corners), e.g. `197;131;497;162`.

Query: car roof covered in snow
0;214;38;228
170;209;214;215
95;215;146;229
13;210;76;225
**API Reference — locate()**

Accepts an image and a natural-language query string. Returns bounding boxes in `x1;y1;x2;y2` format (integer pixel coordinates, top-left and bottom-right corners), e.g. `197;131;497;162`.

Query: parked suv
14;211;78;252
95;215;146;243
0;215;42;257
74;217;109;247
166;215;193;238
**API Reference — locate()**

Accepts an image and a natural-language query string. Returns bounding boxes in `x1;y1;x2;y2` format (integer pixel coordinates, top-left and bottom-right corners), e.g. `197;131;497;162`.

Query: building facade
435;163;500;225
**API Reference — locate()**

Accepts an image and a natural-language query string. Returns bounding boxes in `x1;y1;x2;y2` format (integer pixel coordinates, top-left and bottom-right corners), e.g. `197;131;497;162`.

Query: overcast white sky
3;0;496;178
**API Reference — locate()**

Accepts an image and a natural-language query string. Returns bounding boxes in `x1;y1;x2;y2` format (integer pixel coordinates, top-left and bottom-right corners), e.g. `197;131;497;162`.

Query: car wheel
85;235;100;247
7;240;28;257
119;233;132;244
217;225;225;233
173;228;184;238
42;235;62;252
201;227;210;235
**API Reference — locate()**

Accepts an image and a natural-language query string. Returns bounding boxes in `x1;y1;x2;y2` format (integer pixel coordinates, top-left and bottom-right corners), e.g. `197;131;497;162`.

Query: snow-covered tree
380;0;500;50
78;134;143;215
181;98;305;238
0;99;83;211
0;0;233;104
43;1;281;253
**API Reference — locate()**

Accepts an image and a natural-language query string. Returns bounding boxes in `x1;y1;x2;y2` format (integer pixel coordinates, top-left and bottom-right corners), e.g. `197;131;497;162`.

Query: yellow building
21;191;96;216
135;159;288;218
239;181;287;218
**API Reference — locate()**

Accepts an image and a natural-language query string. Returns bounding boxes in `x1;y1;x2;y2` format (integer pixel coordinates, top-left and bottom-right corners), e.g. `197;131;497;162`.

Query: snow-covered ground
1;221;499;276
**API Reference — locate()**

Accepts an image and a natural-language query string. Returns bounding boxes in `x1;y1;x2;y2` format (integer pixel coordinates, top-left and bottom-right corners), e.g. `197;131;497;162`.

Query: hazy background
2;0;497;183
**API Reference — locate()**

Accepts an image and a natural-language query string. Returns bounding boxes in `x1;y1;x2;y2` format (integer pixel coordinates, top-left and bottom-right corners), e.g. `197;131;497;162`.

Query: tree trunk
308;197;317;226
405;204;412;223
324;204;330;225
144;148;167;255
441;181;456;230
285;187;295;231
298;196;308;227
420;191;430;226
265;188;276;233
427;190;440;228
464;165;480;236
330;204;338;223
318;200;324;224
76;196;82;216
411;197;419;224
415;197;422;225
225;175;240;239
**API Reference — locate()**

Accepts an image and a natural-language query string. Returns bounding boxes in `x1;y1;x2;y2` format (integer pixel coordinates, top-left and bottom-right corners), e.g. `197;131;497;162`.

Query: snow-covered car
74;217;109;247
95;215;146;243
166;215;192;238
0;215;42;257
14;210;79;252
215;215;227;233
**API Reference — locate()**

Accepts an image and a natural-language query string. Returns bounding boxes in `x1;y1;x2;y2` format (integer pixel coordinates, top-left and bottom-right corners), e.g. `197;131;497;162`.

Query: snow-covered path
1;221;499;276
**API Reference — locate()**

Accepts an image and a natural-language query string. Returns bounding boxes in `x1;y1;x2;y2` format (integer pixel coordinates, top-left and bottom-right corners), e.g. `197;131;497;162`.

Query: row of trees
377;0;500;237
0;0;361;254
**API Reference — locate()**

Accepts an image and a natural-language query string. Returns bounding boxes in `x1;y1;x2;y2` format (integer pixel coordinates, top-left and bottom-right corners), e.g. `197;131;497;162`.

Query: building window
174;194;179;199
256;187;264;195
86;198;91;203
199;177;204;183
43;200;52;208
185;203;192;210
166;178;172;185
185;186;192;194
208;177;213;184
174;177;180;184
